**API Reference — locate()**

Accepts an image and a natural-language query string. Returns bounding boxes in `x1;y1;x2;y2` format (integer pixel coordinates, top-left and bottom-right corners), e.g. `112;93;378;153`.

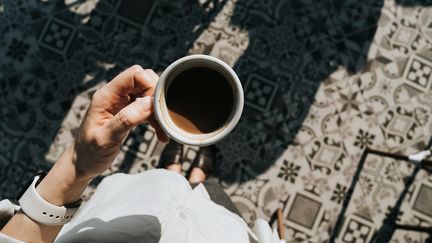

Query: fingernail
137;96;153;110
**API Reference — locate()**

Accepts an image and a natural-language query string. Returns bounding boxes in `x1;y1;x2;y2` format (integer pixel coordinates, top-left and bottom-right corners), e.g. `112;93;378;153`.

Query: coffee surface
166;67;234;134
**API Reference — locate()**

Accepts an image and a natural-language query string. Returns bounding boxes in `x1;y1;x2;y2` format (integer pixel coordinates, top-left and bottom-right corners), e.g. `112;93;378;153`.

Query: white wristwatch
16;172;82;226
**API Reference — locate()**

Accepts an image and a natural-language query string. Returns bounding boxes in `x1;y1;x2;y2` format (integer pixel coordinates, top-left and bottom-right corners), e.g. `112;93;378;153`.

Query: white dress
0;169;251;243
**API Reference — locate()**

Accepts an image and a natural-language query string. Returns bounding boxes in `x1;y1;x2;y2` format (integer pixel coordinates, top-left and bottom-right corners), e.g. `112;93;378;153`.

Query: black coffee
166;67;235;134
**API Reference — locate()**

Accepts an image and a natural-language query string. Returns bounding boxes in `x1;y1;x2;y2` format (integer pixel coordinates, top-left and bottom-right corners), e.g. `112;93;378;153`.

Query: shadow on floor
396;0;432;5
214;0;432;183
1;0;431;198
214;0;385;182
0;0;226;198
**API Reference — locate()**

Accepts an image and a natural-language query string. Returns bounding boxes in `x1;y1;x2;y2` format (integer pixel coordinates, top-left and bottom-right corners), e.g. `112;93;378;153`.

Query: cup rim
154;54;244;146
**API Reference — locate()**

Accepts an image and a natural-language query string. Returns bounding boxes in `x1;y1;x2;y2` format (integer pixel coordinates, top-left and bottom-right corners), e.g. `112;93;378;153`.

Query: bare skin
1;65;169;243
165;163;206;184
165;163;181;173
188;168;207;184
1;64;207;242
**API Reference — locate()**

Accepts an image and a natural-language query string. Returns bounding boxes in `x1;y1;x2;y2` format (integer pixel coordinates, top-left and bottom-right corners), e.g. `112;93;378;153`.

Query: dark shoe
158;141;184;168
187;146;215;178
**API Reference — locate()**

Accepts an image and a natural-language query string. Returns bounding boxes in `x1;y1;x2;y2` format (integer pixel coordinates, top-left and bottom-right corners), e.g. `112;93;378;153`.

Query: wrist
36;145;91;206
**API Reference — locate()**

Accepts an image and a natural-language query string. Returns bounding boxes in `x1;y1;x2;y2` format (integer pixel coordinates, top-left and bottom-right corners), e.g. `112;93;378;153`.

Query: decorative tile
369;3;432;64
0;1;432;242
299;102;339;143
303;133;349;176
257;180;289;218
377;103;425;149
39;18;75;54
233;178;268;204
402;54;432;92
411;181;432;222
285;191;324;235
339;216;374;243
331;84;371;121
339;114;386;158
392;26;417;47
357;151;420;229
244;74;279;112
357;67;410;116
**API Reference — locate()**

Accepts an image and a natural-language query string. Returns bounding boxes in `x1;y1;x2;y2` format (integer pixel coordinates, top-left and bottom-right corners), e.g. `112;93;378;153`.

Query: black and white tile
1;0;432;242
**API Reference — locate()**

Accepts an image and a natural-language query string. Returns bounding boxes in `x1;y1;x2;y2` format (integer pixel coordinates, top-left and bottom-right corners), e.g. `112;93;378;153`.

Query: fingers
99;65;159;98
106;96;154;140
96;65;169;143
147;69;159;83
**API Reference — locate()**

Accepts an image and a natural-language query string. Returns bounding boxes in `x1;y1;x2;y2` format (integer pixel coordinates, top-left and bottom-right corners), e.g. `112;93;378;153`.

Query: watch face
15;171;48;202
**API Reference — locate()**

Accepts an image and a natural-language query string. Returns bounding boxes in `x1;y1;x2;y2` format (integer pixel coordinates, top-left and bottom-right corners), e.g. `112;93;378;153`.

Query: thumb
106;96;153;140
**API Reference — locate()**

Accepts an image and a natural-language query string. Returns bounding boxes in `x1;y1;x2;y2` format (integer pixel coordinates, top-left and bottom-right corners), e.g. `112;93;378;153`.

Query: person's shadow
0;0;227;199
213;0;386;182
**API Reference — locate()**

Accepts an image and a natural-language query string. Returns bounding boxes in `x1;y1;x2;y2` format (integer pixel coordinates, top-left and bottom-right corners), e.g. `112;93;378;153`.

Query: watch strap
18;175;81;226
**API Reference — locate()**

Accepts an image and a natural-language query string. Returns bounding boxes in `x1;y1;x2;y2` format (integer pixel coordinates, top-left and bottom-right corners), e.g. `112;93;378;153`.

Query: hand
74;65;169;180
1;65;169;242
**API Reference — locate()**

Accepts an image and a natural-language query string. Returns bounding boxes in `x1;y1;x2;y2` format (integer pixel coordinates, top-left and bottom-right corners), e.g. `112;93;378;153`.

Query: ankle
166;163;182;173
188;168;206;183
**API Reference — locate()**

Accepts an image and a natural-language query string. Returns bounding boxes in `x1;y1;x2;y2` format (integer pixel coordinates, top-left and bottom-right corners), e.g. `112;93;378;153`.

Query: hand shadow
56;215;161;243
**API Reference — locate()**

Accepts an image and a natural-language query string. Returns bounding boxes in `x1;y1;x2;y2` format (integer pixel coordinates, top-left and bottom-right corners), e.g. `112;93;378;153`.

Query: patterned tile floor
1;0;432;242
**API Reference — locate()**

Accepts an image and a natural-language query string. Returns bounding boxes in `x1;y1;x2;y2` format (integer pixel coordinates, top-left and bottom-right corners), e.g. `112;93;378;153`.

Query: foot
188;146;214;183
188;167;207;184
158;141;183;173
166;163;181;173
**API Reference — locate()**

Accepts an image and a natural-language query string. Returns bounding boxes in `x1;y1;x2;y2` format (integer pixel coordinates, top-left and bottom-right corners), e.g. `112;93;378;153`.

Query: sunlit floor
1;0;432;241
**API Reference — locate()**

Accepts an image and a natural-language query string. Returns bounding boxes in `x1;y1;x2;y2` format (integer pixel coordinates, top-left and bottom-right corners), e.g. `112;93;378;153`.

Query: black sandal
187;146;215;178
158;141;184;169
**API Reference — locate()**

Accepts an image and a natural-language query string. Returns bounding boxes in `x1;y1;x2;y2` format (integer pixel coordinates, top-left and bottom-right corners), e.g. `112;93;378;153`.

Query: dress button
179;211;187;220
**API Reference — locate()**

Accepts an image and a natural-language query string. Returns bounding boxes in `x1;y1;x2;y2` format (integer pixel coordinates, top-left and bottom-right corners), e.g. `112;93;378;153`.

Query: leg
202;178;241;217
188;147;241;216
166;163;181;173
188;167;206;183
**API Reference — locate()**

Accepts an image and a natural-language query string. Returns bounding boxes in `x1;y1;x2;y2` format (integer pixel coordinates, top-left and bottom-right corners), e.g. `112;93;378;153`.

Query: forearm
0;66;163;243
1;145;92;243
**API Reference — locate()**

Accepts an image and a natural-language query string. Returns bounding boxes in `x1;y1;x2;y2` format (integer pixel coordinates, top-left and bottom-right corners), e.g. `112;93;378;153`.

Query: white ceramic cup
154;54;244;146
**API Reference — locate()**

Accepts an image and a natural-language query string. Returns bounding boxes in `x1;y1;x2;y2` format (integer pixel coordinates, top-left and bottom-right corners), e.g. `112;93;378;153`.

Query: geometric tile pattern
244;74;278;112
1;0;432;242
39;18;75;54
403;55;432;91
286;193;323;231
412;183;432;218
340;216;374;243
